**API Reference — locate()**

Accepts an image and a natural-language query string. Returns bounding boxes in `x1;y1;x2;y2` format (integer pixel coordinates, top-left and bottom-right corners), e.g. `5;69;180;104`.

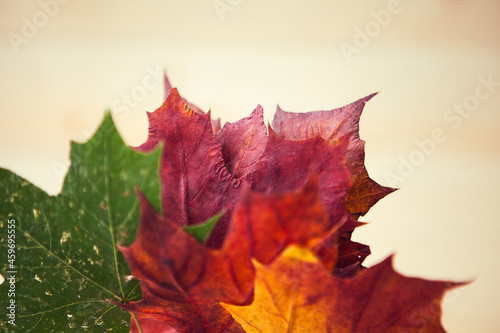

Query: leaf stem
103;130;125;300
131;313;144;333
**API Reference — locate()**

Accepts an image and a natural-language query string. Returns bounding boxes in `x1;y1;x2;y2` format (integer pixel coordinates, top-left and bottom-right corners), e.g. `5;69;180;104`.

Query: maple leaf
114;84;465;332
215;105;267;179
164;72;221;133
136;87;364;272
272;94;397;218
222;246;462;333
0;113;161;332
0;71;466;333
245;127;353;231
271;94;397;274
113;178;336;333
116;172;460;333
136;88;241;248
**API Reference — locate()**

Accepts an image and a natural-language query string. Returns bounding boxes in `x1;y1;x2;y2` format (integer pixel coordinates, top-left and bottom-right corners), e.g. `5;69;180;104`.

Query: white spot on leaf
60;231;71;244
124;275;135;283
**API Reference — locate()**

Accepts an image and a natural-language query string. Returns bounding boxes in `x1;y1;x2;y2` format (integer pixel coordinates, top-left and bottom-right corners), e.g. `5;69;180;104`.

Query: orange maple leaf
222;246;462;333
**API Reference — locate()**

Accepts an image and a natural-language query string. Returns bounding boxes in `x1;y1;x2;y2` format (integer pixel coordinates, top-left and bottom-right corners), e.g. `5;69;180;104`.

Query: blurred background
1;0;499;331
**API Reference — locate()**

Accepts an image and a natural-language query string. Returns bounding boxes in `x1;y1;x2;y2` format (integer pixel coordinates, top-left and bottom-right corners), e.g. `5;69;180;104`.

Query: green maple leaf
0;112;161;332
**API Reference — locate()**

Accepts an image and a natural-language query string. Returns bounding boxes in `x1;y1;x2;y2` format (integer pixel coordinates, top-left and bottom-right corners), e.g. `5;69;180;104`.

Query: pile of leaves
0;76;462;332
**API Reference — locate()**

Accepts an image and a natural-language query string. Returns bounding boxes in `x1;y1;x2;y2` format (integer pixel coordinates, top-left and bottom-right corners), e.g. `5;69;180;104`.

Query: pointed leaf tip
183;211;225;245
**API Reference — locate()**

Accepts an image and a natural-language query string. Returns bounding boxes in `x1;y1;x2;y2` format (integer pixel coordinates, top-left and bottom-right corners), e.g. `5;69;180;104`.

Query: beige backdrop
1;1;500;331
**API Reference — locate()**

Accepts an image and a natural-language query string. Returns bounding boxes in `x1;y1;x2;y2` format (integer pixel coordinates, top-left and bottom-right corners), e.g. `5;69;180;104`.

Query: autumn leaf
113;178;337;333
215;105;267;179
163;72;221;133
114;83;465;332
131;317;176;333
136;88;364;272
136;88;241;248
272;94;397;218
0;113;161;332
112;189;249;333
246;126;354;232
222;246;461;333
0;71;465;333
243;127;367;273
116;172;460;333
271;94;396;274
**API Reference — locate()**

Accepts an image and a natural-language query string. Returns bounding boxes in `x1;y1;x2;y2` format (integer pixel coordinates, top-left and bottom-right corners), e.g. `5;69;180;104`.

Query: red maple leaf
272;94;396;218
137;87;365;270
114;178;336;332
114;82;462;332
